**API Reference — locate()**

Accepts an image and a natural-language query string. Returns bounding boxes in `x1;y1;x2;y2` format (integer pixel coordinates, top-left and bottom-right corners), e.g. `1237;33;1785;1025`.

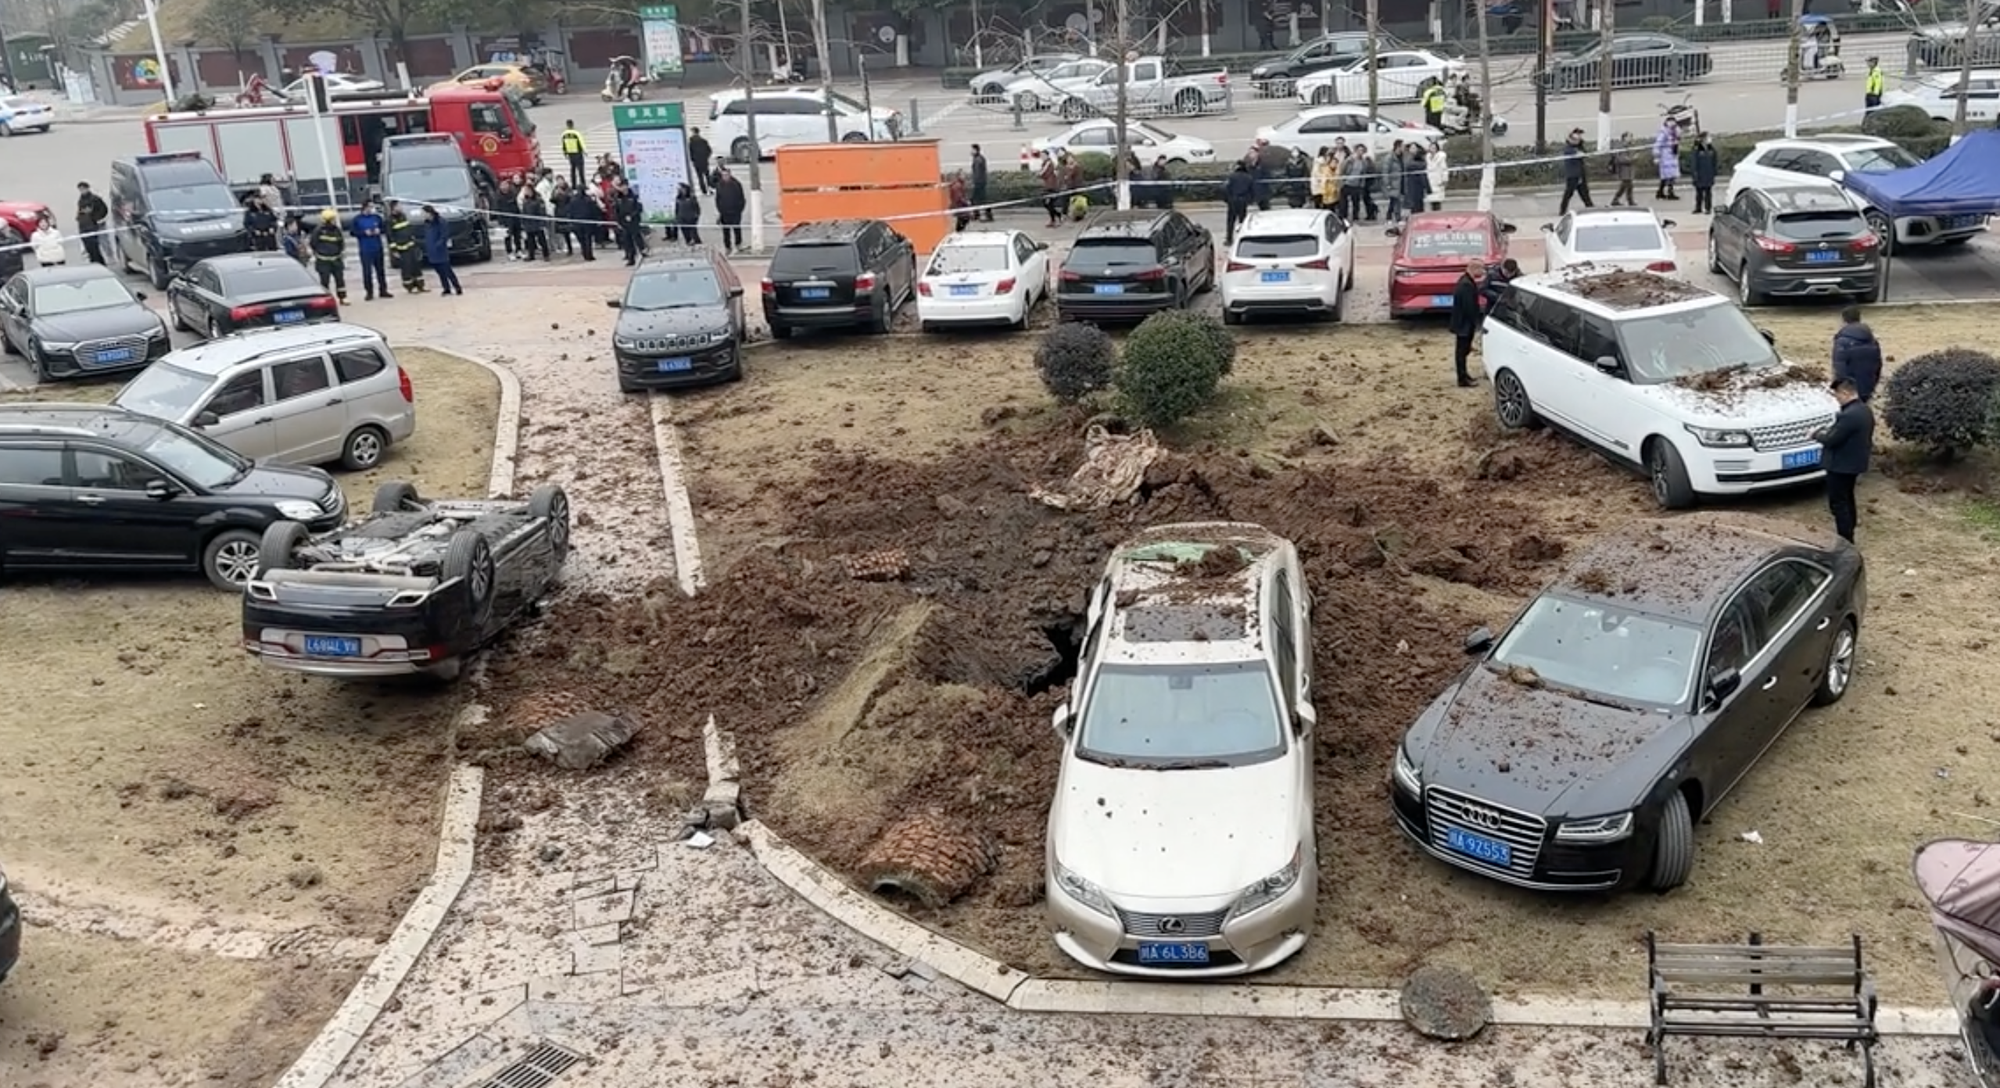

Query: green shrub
1861;105;1944;141
1881;347;2000;459
1034;322;1116;404
1116;310;1233;429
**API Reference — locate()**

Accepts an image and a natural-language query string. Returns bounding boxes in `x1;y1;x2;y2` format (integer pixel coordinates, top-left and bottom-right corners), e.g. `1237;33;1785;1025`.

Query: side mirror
144;479;178;500
1595;355;1620;373
1829;168;1846;183
1758;327;1775;344
134;290;148;301
1463;626;1494;654
1500;222;1518;233
1294;702;1318;735
728;285;744;297
604;299;622;308
1035;241;1050;251
1706;666;1741;699
1384;225;1402;237
1539;222;1554;232
1660;219;1677;228
194;411;220;428
1051;704;1073;737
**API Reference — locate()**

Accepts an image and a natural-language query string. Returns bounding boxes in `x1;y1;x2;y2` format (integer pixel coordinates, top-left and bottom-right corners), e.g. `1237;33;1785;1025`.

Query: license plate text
303;635;362;657
1136;941;1210;965
1445;827;1513;867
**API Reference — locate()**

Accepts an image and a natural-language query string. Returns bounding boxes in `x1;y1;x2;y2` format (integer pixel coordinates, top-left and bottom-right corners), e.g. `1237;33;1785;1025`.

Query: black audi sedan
165;253;340;340
608;249;746;391
1390;515;1865;894
0;265;170;382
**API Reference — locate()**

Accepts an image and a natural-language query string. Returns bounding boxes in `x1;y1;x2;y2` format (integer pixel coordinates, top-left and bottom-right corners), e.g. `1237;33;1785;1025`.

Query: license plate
800;287;831;300
1260;270;1291;282
658;357;693;372
1445;827;1512;867
1136;942;1210;965
949;284;979;296
1430;294;1454;307
1804;250;1840;264
1783;447;1822;469
94;348;133;363
1948;214;1983;230
273;309;304;323
303;635;362;657
1094;283;1124;295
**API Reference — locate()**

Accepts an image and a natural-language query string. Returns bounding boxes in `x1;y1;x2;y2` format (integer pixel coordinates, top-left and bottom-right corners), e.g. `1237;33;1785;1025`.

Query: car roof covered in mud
1100;522;1285;660
1514;267;1719;317
1546;514;1839;622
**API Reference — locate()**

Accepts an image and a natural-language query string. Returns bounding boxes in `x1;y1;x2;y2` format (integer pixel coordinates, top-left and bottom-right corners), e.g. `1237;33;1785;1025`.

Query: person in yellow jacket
1421;82;1447;130
1312;147;1339;210
559;121;587;188
1863;57;1885;112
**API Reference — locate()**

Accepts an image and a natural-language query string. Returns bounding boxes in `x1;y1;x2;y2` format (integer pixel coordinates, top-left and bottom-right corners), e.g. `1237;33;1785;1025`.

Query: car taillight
1299;257;1330;270
1393;268;1422;278
1215;73;1229;84
1226;259;1253;272
1133;267;1167;281
917;281;932;296
760;277;775;294
995;277;1016;294
1753;235;1795;254
308;295;339;310
1061;269;1082;281
229;305;264;321
1852;233;1880;250
397;365;412;403
1645;260;1677;272
855;273;878;291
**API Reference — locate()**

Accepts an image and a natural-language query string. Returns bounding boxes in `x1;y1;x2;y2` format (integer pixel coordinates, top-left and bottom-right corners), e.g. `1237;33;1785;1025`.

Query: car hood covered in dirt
1635;367;1839;428
1409;665;1693;820
1050;756;1304;902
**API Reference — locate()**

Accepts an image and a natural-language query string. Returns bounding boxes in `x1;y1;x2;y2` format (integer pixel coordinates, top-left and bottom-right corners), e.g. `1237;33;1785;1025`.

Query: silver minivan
112;323;417;470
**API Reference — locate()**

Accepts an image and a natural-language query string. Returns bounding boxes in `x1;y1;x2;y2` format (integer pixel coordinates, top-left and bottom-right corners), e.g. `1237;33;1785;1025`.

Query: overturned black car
242;480;570;682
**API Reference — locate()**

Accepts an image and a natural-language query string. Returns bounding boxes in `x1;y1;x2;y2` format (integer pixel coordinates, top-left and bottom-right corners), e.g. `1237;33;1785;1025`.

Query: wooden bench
1646;931;1879;1087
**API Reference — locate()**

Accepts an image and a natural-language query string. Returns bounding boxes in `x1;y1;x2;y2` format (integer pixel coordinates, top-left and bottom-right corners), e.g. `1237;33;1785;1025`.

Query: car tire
1646;437;1697;510
443;529;496;628
420;656;465;684
1706;233;1723;274
1647;789;1695;892
258;520;308;574
1013;91;1039;112
1865;211;1895;256
1175;89;1203;116
867;301;889;334
340;425;389;471
529;483;572;562
372;480;421;515
1311;86;1333;106
202;528;263;591
207;316;225;340
1329;284;1345;323
730;136;756;163
169;300;189;332
1809;618;1858;707
0;121;11;137
1737;262;1766;306
770;322;792;339
150;256;170;291
25;341;47;382
1493;368;1542;430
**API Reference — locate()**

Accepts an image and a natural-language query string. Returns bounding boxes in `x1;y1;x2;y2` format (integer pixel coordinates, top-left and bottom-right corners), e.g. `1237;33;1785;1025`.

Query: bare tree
191;0;264;69
1475;0;1496;210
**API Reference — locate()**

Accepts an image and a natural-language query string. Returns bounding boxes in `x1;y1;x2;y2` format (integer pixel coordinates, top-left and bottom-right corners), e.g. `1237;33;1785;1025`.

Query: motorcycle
600;56;647;102
1789;15;1846;81
1914;838;2000;1087
1442;100;1509;138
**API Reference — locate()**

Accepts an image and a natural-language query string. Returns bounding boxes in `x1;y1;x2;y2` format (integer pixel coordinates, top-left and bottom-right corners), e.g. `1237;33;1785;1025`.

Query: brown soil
1547;268;1710;309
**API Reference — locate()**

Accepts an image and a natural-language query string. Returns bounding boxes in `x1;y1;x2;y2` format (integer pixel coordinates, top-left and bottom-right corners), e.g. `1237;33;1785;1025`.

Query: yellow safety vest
1423;86;1445;112
561;129;585;154
1865;68;1885;95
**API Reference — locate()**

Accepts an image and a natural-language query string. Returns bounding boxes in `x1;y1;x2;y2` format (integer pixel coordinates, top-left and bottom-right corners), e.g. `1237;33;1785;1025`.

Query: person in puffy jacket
1831;306;1884;401
422;206;462;295
1425;141;1447;211
673;183;702;246
1223;161;1256;245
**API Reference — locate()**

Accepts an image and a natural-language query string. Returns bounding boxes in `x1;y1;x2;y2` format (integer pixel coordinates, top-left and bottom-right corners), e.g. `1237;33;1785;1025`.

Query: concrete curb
741;818;1961;1036
272;763;485;1088
409;344;523;498
646;392;706;595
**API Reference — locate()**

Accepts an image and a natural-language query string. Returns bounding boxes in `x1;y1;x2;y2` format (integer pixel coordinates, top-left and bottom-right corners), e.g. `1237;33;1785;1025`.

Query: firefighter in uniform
387;201;425;293
1421;81;1448;131
1863;56;1885;112
309;208;348;302
560;121;587;188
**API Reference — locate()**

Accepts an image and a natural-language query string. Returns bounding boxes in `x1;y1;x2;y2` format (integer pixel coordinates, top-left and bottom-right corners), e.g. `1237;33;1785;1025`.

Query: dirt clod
1400;964;1492;1041
1547;268;1710;309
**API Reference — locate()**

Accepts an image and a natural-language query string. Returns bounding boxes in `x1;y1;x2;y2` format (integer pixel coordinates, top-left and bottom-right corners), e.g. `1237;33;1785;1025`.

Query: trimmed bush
1115;310;1233;429
1034;322;1116;404
1881;348;2000;458
1860;105;1944;141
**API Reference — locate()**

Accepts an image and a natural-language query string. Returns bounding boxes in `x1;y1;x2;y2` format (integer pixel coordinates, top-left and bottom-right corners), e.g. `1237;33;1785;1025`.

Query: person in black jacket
714;167;747;253
1689;133;1719;214
495;178;522;258
969;144;991;222
1481;257;1519;310
1830;305;1884;401
243;196;280;251
688;127;713;194
613;184;646;264
76;182;110;264
1449;260;1486;388
519;187;551;260
563;187;598;261
1558;129;1593;215
1812;378;1874;544
1223;161;1256;245
673;183;702;246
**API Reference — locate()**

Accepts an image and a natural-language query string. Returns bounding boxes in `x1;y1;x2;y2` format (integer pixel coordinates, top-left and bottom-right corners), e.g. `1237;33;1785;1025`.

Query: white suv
1482;270;1839;509
1045;522;1317;978
1220;208;1353;323
707;88;903;163
1727;134;1984;251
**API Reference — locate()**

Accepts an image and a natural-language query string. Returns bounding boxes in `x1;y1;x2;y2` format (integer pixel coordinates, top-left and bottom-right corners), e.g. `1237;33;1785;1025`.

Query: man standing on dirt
1831;305;1884;402
1812;378;1874;545
1449;259;1486;389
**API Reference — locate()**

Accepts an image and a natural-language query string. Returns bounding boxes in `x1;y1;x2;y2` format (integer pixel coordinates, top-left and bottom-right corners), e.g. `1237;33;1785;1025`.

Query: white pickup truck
1055;56;1233;121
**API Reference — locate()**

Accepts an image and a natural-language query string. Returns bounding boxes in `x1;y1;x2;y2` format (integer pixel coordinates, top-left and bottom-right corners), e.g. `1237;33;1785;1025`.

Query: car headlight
1393;744;1423;795
707;330;732;344
275;500;321;521
1051;860;1115;918
614;337;638;350
1555;812;1635;843
39;340;77;353
1227;844;1304;921
1683;424;1752;448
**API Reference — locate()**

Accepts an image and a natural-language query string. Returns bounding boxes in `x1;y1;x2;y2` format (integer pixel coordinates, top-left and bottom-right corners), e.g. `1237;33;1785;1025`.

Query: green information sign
612;101;689;225
639;5;684;78
612;102;684;130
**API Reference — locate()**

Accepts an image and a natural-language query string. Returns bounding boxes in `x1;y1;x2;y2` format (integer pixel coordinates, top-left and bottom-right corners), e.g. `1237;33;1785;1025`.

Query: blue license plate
1804;250;1840;264
1260;270;1291;282
800;287;831;299
1445;827;1512;867
273;309;305;323
1137;942;1210;965
1783;447;1821;469
1094;283;1124;295
94;348;134;363
658;357;693;372
949;284;979;296
1949;214;1983;230
303;635;362;657
1430;294;1454;307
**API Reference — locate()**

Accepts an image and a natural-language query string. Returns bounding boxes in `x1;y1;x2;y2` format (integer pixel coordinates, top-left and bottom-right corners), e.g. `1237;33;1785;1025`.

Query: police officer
1863;56;1885;111
309;208;348;302
560;120;587;188
1421;80;1447;130
387;201;425;293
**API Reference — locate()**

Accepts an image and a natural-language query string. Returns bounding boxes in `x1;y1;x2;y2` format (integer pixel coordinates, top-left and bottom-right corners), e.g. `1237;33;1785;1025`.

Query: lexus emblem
1462;804;1504;831
1159;916;1186;934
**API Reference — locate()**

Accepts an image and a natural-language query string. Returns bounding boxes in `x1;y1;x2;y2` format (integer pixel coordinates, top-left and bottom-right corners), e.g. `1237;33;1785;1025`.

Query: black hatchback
165;253;341;340
761;219;918;337
0;403;346;589
1056;209;1215;323
1707;184;1883;305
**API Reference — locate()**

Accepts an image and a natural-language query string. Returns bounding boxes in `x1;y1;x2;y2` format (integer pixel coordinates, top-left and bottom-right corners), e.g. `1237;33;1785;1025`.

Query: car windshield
220;264;317;294
1491;594;1702;707
769;242;858;276
1771;210;1866;241
384;166;471;204
1137;123;1178;141
1067;240;1158;267
1237;233;1320;258
1076;661;1286;768
1045;62;1095;80
115;363;211;419
35;277;135;315
1842;145;1920;172
1403;228;1489;258
138;423;250;489
828;90;866;113
1574;223;1665;251
148;184;235;216
623;266;722;309
928;245;1009;274
1616;301;1782;384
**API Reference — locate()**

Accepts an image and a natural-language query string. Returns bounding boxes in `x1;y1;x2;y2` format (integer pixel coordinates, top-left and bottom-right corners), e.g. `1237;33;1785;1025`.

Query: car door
63;443;196;565
1266;567;1313;823
1737;559;1835;717
0;441;72;563
0;275;26;351
1686;595;1769;810
1509;293;1589;431
264;352;344;465
195;367;278;461
1014;232;1048;300
1711;190;1754;272
331;344;407;441
1126;59;1164;111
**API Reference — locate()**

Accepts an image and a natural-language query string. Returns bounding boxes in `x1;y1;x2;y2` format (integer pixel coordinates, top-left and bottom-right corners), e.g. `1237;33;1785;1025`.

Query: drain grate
478;1042;583;1088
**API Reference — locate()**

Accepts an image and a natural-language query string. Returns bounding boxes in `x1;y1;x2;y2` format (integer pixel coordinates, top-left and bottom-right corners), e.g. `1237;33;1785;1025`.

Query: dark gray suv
1707;183;1884;305
608;249;746;391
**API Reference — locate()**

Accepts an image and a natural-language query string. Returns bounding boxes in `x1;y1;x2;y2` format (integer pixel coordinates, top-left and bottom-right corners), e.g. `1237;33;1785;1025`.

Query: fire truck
141;86;540;209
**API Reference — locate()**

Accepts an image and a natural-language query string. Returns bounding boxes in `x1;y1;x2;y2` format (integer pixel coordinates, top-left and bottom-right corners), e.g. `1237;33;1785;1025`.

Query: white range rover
1045;522;1317;978
1482;269;1840;509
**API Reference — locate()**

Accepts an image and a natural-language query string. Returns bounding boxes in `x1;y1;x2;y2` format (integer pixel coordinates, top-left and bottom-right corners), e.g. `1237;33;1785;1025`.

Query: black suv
761;219;917;338
1055;209;1216;324
109;152;251;290
0;404;346;590
1707;184;1883;305
609;249;747;391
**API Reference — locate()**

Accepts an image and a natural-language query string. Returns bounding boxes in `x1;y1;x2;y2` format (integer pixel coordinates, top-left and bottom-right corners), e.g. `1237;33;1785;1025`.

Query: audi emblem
1461;804;1505;831
1158;916;1186;934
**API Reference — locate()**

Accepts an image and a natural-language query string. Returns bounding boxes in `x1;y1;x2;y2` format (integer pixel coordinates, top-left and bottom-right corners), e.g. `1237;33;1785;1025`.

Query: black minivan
110;152;251;290
379;133;493;262
761;219;917;337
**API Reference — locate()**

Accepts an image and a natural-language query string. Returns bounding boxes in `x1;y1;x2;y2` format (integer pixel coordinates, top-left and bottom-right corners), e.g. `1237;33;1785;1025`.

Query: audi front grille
1424;787;1548;880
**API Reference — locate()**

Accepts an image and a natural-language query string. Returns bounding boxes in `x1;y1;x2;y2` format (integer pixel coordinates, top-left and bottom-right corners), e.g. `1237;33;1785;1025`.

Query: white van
706;88;903;164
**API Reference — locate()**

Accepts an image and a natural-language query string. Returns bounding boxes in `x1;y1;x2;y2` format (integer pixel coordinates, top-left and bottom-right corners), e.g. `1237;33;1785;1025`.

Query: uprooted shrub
1881;347;2000;460
1034;322;1116;404
1115;310;1233;429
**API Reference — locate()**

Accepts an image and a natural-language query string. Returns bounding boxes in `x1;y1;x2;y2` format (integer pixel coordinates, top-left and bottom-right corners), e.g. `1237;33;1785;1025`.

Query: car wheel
340;425;389;470
1809;618;1858;707
1865;211;1895;256
150;256;170;291
1329;284;1345;323
1646;437;1696;510
443;529;496;628
1493;369;1541;430
1059;97;1086;121
207;316;225;340
770;322;792;339
979;82;1005;99
1223;307;1242;325
1737;262;1764;306
372;480;422;515
1666;59;1685;86
1311;86;1333;106
420;656;465;684
0;121;11;137
25;341;46;382
258;520;308;573
730;136;756;163
1706;232;1723;274
1013;91;1039;112
202;528;263;591
529;483;572;562
1175;89;1203;115
169;300;189;332
1647;789;1695;892
867;300;890;333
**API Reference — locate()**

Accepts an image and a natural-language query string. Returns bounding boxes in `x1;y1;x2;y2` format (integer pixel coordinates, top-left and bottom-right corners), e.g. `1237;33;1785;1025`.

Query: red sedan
1387;210;1515;318
0;200;49;240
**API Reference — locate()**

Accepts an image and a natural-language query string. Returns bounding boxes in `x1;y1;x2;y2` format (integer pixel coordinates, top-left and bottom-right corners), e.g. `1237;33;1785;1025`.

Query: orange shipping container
775;140;950;254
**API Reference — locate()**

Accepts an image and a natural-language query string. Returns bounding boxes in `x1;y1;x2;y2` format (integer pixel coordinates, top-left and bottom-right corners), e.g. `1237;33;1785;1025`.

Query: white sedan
1020;119;1217;169
1541;208;1683;276
1256;105;1442;157
1003;58;1112;112
1881;69;2000;125
1295;49;1463;106
917;230;1051;330
0;94;54;135
1221;208;1353;323
278;73;387;99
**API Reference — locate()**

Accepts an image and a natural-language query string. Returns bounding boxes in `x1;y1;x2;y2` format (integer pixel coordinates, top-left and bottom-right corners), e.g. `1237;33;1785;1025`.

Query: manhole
476;1042;583;1088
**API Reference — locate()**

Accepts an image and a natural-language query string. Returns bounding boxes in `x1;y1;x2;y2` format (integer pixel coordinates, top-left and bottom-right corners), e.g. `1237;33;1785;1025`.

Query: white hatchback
1220;209;1353;323
1541;208;1682;276
916;230;1051;330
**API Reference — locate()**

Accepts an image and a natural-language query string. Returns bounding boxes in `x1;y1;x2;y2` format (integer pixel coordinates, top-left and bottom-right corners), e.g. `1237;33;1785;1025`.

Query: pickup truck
1054;56;1232;121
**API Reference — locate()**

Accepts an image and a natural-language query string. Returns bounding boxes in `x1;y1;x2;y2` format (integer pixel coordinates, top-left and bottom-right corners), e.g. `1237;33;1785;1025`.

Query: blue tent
1841;128;2000;218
